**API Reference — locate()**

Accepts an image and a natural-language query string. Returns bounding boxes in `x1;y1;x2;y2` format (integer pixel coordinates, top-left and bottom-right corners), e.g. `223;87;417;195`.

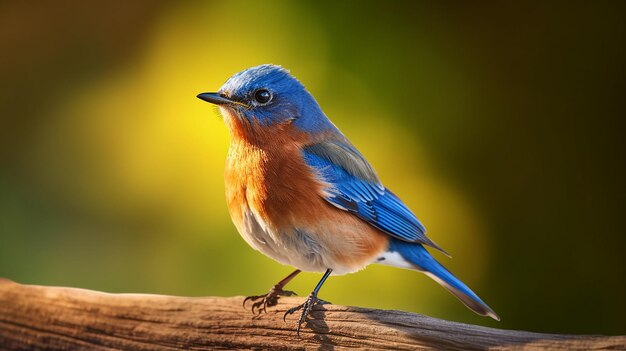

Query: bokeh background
1;1;624;335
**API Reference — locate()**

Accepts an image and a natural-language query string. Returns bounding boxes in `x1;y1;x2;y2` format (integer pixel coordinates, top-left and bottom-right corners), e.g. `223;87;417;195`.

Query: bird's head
197;64;337;136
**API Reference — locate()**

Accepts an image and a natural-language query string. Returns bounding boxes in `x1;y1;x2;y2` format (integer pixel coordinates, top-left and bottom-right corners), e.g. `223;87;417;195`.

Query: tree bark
0;279;623;350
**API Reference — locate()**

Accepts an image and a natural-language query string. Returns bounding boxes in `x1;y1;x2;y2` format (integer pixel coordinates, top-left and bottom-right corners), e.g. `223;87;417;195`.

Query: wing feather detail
302;139;448;255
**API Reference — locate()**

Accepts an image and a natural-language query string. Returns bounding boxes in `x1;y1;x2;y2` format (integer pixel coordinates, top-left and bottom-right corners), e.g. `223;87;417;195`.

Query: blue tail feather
388;239;500;321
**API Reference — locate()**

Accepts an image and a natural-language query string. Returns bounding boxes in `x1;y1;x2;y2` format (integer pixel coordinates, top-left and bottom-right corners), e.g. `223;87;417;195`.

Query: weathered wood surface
0;279;623;350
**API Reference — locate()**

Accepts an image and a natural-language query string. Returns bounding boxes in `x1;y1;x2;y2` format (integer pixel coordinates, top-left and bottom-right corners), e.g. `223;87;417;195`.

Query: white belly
234;206;370;274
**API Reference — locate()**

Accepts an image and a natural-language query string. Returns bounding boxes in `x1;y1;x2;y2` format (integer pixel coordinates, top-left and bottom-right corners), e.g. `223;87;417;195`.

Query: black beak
196;92;234;105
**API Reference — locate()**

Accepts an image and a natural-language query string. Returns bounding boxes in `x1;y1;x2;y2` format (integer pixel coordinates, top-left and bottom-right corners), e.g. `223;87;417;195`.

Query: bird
197;64;499;334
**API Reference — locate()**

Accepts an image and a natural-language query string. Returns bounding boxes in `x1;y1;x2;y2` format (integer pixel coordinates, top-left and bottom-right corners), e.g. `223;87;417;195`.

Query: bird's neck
221;109;304;150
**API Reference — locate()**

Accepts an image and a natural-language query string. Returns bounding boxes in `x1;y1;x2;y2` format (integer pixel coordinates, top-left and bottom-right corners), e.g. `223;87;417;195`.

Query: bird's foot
243;285;297;315
283;293;330;336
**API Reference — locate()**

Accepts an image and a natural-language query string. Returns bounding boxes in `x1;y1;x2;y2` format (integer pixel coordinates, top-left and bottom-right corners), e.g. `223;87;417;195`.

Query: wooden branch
0;279;623;351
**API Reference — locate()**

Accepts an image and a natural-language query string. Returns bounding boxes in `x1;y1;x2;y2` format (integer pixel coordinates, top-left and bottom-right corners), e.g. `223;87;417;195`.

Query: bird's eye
253;89;272;104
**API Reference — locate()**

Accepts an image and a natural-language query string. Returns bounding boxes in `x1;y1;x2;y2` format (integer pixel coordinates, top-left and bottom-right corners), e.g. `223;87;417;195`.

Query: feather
304;140;380;184
302;139;448;255
386;239;500;321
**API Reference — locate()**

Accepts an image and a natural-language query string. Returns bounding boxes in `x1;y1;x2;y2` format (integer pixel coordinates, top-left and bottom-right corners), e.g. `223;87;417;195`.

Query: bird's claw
283;293;330;336
243;286;296;315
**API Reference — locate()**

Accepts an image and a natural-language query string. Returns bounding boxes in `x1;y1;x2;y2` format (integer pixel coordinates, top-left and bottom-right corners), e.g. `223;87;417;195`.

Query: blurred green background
1;1;624;335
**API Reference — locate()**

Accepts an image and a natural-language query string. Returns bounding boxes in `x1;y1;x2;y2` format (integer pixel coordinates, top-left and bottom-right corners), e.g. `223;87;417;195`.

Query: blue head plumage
198;64;338;133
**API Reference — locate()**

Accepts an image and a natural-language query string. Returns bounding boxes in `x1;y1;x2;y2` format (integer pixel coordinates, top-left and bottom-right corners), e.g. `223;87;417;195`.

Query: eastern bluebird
197;64;499;334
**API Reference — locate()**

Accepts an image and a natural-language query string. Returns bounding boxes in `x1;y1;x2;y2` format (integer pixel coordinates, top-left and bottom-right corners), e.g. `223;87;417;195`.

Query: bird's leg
244;269;301;314
284;268;332;336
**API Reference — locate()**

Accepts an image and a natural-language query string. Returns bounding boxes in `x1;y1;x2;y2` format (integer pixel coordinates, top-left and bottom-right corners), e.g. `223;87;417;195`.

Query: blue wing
302;140;447;255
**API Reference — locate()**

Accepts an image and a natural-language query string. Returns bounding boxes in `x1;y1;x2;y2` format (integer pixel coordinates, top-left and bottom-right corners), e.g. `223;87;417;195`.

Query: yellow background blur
1;1;624;334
